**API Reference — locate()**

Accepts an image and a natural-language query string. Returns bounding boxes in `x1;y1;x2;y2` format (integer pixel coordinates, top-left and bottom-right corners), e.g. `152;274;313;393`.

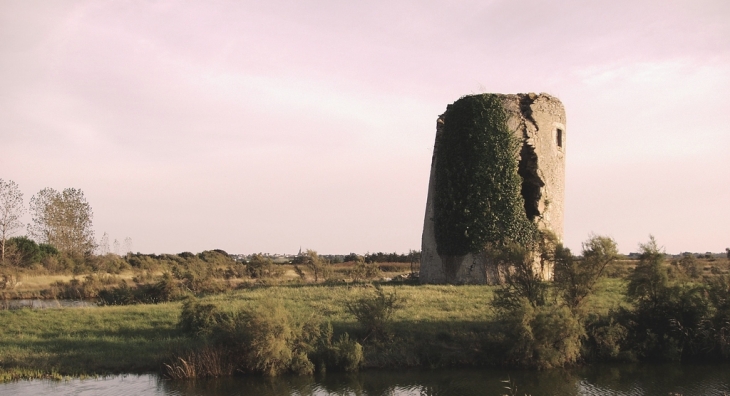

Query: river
1;364;729;395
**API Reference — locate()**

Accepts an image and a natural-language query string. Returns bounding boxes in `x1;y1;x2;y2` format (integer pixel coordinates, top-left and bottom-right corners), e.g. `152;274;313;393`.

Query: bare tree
113;239;120;255
99;232;110;255
28;187;96;255
0;179;25;264
123;237;132;254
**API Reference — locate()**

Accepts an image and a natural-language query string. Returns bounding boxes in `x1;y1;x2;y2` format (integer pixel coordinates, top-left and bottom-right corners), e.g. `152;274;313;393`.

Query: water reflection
1;365;729;396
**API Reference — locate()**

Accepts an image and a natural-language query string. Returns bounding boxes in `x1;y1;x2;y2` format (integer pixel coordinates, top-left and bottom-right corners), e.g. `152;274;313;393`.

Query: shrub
584;312;630;361
178;297;229;336
346;285;401;342
215;300;322;376
316;323;363;373
677;253;701;278
45;274;110;299
246;254;276;279
97;281;136;305
350;258;381;282
500;298;584;369
490;242;548;310
163;345;235;379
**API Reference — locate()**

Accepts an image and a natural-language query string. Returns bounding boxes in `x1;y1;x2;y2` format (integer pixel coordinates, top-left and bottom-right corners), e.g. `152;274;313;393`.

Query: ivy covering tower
421;93;566;284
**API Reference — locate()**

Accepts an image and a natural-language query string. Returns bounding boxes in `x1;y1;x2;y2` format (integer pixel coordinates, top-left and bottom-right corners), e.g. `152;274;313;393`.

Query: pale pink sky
1;1;729;255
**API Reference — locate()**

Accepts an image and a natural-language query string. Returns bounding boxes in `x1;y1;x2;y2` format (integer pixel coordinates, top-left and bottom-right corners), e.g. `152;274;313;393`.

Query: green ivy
433;94;537;257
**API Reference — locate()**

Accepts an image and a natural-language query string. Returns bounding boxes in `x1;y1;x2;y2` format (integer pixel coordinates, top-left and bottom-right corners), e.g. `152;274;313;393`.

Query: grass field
0;278;629;380
0;261;417;298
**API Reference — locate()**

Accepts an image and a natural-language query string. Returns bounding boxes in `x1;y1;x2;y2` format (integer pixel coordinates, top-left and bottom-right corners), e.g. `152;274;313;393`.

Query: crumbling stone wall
420;93;566;284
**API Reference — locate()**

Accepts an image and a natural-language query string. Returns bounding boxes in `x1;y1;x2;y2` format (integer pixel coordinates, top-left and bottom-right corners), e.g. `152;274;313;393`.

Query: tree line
343;251;421;264
1;179;101;265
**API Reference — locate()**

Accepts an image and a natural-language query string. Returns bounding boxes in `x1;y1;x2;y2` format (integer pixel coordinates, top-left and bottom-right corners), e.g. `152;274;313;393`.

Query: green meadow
0;279;626;380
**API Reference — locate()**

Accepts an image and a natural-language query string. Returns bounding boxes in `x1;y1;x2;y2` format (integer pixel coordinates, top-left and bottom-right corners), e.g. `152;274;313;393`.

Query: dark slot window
556;129;563;148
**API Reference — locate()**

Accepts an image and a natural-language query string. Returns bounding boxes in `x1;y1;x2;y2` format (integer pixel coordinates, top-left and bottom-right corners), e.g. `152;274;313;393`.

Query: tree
123;237;133;254
301;250;330;282
247;253;275;278
27;187;96;255
99;232;110;255
553;235;619;313
677;253;701;278
627;236;668;308
0;179;25;264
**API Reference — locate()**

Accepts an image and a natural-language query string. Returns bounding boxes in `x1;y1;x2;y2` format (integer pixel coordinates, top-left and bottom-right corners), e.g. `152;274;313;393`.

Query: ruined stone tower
420;93;566;284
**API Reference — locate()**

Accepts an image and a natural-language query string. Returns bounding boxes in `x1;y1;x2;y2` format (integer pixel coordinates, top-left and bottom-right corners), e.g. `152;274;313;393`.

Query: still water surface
2;364;729;396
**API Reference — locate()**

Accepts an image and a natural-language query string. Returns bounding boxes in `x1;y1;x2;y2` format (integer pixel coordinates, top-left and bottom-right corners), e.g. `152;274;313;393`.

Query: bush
97;281;136;305
163;345;235;379
584;312;630;361
97;273;188;305
246;254;276;279
499;299;584;369
490;242;548;310
346;285;401;342
350;258;381;282
227;300;323;376
44;274;113;299
171;299;363;377
316;323;363;373
178;297;229;336
677;253;701;279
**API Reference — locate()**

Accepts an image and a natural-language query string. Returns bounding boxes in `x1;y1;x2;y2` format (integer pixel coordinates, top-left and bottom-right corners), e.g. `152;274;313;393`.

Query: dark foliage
432;94;538;256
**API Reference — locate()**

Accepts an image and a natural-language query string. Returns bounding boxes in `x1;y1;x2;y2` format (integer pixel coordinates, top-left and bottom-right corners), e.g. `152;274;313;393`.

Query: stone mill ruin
420;93;566;284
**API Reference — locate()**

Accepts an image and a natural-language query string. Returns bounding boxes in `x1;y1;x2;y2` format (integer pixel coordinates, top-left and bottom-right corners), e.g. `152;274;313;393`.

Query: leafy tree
554;235;619;313
27;187;96;255
0;179;25;264
5;236;58;267
627;236;668;308
301;250;330;282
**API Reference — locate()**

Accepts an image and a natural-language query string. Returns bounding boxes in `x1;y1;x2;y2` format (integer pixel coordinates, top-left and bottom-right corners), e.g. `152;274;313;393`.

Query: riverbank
0;280;625;380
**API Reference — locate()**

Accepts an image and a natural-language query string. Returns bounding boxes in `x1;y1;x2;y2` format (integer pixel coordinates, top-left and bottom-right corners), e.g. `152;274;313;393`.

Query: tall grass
0;279;632;380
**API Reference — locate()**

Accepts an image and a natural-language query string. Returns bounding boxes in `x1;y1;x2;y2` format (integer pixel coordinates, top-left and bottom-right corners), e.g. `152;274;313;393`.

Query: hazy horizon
2;1;729;256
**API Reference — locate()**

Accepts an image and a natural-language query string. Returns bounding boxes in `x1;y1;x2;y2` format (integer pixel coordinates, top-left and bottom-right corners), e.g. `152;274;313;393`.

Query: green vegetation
0;284;497;379
27;187;96;255
1;239;730;382
433;94;537;260
0;217;728;381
